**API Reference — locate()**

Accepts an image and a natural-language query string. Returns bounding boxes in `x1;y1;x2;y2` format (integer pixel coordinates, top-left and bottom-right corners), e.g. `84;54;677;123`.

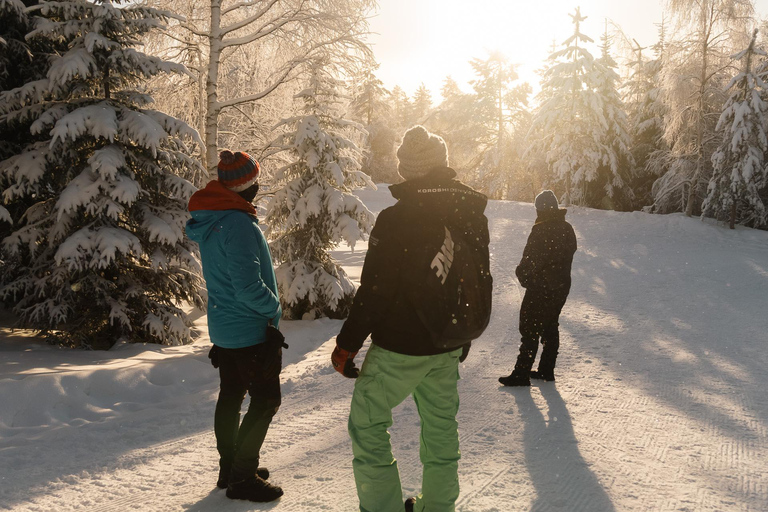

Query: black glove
258;324;288;380
208;345;220;368
265;323;289;350
459;342;471;363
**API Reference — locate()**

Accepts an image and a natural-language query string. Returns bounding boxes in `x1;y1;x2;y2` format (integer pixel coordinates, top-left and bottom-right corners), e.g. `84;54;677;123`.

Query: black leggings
214;344;282;479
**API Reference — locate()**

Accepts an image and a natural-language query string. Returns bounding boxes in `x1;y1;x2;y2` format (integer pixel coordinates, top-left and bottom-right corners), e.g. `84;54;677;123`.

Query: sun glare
369;0;663;98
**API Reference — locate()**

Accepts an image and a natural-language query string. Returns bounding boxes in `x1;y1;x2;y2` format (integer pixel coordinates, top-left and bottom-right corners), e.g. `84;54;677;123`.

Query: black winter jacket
515;209;577;293
336;167;490;356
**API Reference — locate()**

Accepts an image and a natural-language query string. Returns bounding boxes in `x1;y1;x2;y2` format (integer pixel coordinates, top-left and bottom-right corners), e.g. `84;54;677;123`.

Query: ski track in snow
1;191;767;511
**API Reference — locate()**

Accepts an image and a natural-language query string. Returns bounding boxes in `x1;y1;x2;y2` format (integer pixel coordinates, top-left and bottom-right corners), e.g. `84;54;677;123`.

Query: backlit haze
367;0;768;101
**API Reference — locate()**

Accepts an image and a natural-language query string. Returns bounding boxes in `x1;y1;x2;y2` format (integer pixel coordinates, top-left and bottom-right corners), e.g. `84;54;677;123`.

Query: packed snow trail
1;188;767;511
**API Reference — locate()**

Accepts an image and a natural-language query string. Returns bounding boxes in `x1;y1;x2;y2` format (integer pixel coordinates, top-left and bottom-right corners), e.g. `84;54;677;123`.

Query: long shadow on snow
182;487;282;512
565;237;768;443
509;385;615;512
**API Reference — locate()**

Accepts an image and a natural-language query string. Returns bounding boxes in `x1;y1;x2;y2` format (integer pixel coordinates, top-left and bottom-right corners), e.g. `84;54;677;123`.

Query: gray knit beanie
396;125;448;180
534;190;559;211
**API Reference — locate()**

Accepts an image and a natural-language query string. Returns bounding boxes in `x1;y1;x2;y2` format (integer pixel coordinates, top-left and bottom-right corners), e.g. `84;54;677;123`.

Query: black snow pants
214;343;282;480
514;287;570;373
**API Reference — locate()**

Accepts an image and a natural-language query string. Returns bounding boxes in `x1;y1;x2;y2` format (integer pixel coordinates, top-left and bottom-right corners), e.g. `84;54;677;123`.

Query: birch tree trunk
204;0;223;173
685;2;710;217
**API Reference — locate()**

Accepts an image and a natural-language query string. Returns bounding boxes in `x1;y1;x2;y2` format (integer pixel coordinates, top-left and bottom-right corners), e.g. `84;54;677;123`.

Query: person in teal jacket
186;150;284;503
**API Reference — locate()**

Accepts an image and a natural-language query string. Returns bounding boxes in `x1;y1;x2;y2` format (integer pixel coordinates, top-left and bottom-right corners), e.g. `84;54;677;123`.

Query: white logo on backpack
430;227;455;284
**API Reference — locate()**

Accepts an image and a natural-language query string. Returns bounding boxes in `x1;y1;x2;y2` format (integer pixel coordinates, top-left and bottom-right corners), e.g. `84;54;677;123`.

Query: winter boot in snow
499;370;530;387
226;475;283;502
405;497;416;511
217;466;270;489
530;369;555;382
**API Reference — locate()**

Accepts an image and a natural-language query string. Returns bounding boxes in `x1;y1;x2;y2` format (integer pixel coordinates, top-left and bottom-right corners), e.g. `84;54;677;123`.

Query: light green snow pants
348;343;462;512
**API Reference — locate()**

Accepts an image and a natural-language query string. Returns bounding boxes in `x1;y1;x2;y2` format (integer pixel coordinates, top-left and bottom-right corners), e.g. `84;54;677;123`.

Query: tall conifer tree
528;8;612;206
704;30;768;229
593;21;633;209
0;0;205;348
266;57;374;320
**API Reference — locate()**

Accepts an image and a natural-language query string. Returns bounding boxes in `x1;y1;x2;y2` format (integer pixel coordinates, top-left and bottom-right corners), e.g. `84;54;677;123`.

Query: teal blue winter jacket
186;180;281;349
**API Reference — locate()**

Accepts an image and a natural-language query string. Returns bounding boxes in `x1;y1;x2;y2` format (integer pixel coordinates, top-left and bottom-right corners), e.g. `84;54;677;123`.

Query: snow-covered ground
1;186;767;512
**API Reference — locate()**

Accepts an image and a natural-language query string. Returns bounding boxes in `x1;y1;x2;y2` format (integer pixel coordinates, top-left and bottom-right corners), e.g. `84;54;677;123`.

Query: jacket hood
186;180;258;243
389;166;489;247
535;208;567;225
389;167;487;214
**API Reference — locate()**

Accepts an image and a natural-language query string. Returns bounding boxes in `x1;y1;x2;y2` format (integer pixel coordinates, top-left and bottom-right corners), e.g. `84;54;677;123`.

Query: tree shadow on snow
566;244;768;441
0;319;340;510
560;222;768;505
513;385;616;512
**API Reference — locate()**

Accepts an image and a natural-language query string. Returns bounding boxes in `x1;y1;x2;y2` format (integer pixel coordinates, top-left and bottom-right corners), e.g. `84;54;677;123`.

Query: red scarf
188;180;257;216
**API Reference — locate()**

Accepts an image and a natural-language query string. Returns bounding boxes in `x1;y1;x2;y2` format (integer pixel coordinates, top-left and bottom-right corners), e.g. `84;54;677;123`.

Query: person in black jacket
331;126;490;511
499;190;577;387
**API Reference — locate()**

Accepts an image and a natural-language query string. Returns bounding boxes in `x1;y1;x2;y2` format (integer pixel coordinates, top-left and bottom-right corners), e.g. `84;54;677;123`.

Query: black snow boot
499;370;530;387
405;497;416;511
226;475;283;502
217;466;270;489
530;369;555;382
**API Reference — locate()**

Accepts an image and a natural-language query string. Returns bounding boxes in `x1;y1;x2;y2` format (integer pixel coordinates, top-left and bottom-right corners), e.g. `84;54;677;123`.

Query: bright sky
367;0;768;101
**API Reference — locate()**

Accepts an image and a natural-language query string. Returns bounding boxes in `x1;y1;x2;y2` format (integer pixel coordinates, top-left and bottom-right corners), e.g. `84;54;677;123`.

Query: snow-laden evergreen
350;65;390;127
468;52;531;200
623;29;669;210
527;8;614;207
592;24;633;210
266;57;374;320
349;65;398;183
0;0;205;348
703;30;768;229
655;0;753;217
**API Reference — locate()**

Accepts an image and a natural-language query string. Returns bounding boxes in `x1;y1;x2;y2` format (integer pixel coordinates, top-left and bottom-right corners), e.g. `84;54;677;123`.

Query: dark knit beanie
217;150;259;192
396;125;448;180
534;190;559;211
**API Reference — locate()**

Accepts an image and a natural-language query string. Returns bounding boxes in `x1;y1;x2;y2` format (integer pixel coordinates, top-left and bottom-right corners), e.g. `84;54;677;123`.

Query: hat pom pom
219;150;236;165
402;125;430;149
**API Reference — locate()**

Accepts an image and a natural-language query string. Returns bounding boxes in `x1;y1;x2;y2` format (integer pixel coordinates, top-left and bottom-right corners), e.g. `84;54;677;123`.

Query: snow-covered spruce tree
389;85;411;132
0;0;205;348
350;64;390;127
592;21;633;210
527;8;612;207
468;51;531;199
411;83;433;125
266;57;374;320
622;24;669;210
349;64;397;183
703;30;768;229
657;0;753;216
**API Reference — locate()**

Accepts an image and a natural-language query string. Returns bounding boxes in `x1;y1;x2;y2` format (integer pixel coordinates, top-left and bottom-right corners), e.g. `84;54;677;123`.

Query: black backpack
410;223;493;349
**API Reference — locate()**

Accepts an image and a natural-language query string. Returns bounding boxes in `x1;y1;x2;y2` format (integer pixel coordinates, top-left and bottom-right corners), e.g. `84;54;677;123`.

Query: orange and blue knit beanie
217;150;260;192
